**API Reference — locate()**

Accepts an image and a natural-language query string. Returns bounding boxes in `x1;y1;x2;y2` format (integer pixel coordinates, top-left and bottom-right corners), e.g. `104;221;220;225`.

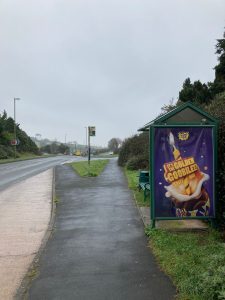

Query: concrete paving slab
0;169;53;300
138;206;208;231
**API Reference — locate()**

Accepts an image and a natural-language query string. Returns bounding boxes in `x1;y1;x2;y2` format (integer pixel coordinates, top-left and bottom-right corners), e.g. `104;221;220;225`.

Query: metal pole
86;127;88;148
88;127;91;165
14;98;16;159
85;126;88;156
14;98;20;159
13;97;20;159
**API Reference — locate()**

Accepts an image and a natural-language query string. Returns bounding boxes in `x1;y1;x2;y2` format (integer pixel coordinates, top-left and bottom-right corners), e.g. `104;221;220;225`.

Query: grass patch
27;265;39;280
124;168;149;207
124;168;225;299
95;153;118;158
145;227;225;300
70;159;109;177
54;195;60;205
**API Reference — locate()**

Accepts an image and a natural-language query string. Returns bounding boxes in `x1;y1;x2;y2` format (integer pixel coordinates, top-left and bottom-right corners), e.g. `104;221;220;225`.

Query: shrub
126;155;148;170
0;145;8;159
118;133;149;168
5;146;14;157
0;110;39;158
202;93;225;230
0;145;14;159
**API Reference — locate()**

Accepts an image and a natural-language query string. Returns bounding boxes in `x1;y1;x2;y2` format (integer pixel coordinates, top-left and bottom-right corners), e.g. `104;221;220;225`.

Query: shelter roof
138;101;218;131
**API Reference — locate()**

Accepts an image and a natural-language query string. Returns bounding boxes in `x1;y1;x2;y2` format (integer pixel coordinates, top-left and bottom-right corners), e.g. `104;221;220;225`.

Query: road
0;155;81;191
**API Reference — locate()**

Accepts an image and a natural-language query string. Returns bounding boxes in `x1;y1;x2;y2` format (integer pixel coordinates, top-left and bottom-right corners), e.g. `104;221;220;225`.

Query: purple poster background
154;127;215;218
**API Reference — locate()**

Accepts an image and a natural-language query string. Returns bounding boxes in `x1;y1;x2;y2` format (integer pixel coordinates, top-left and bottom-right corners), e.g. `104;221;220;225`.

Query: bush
0;145;14;159
0;145;8;159
118;133;149;168
6;146;14;157
0;110;39;158
126;155;148;170
202;93;225;230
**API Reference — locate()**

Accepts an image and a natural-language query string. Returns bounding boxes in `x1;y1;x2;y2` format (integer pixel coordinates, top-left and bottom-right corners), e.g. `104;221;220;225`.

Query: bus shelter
138;102;218;228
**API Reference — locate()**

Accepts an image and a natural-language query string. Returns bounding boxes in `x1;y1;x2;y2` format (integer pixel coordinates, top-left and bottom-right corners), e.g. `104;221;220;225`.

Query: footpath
27;159;175;300
0;169;53;300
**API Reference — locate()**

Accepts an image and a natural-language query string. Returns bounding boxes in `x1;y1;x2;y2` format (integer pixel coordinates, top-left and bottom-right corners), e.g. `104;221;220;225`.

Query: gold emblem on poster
178;132;189;141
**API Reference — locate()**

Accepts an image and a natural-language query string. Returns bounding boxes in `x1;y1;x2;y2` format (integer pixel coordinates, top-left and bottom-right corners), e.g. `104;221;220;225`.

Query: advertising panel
153;127;215;219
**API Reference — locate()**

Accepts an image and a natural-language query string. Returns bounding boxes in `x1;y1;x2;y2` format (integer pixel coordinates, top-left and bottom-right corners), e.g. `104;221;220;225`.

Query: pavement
0;169;53;300
27;159;176;300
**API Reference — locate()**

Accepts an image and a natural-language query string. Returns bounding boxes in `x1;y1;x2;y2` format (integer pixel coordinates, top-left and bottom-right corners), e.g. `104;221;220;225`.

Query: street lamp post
14;97;20;159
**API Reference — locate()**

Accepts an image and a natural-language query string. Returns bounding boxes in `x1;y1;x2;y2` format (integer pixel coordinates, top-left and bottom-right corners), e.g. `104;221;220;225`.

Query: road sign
11;139;20;145
89;126;96;136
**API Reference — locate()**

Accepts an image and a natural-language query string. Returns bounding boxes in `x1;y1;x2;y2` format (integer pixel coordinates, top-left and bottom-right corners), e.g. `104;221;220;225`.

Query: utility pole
14;97;20;159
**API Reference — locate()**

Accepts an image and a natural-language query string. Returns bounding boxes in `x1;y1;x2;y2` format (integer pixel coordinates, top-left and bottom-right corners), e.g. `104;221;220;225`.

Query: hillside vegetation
0;110;39;159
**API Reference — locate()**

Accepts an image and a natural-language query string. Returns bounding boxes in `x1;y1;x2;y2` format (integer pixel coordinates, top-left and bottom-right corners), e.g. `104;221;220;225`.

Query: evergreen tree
179;78;195;102
179;78;211;104
210;30;225;96
179;30;225;104
0;110;39;158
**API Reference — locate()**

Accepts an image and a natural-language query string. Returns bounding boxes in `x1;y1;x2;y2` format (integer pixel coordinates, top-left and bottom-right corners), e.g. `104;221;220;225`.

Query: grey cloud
0;0;224;145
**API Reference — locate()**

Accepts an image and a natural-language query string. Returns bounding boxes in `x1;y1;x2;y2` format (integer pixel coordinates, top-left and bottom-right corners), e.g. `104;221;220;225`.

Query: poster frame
150;124;217;222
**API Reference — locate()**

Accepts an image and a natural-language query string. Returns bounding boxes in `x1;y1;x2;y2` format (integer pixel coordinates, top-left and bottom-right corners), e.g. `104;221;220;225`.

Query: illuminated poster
153;127;215;218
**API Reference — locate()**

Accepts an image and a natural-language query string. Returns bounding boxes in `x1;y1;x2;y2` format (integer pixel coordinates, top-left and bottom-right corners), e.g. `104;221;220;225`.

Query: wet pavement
27;159;175;300
0;169;52;300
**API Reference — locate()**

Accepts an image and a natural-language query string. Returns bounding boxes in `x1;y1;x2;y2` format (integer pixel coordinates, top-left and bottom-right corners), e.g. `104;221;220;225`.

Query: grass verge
124;168;149;207
0;153;55;164
145;227;225;300
94;153;118;158
70;159;109;177
125;168;225;299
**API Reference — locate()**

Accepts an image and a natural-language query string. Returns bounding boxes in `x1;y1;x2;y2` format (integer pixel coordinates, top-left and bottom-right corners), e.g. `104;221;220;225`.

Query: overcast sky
0;0;224;146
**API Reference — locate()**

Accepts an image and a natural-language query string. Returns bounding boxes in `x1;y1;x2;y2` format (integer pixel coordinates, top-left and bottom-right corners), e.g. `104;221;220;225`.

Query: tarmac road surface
0;155;81;191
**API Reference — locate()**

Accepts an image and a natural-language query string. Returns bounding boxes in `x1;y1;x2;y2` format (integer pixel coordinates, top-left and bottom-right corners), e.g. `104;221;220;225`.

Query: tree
40;142;69;155
0;110;39;158
58;143;69;154
160;98;180;114
40;144;51;154
179;78;194;102
108;138;122;154
210;30;225;96
179;78;211;104
179;30;225;104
